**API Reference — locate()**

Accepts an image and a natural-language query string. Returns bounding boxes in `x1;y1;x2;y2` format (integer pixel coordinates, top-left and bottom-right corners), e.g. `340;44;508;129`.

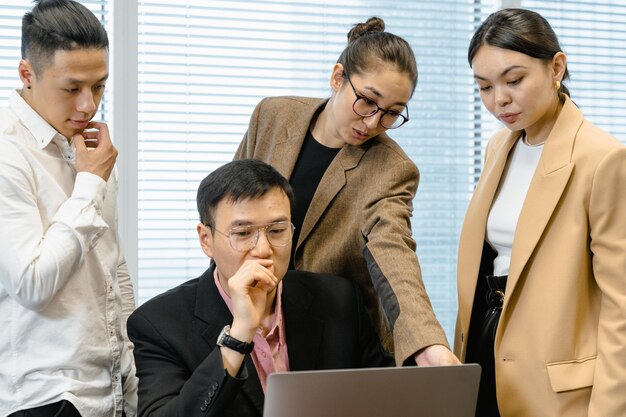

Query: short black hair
197;159;295;227
22;0;109;75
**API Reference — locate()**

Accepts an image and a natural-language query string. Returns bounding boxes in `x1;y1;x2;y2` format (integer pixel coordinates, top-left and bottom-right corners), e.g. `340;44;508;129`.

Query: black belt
485;274;507;309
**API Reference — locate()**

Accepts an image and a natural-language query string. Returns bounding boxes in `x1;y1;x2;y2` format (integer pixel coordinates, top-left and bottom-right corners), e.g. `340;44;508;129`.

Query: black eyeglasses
206;221;295;252
343;72;409;129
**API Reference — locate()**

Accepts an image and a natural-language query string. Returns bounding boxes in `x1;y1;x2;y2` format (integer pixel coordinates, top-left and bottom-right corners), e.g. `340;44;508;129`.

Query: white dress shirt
0;91;137;417
487;137;543;276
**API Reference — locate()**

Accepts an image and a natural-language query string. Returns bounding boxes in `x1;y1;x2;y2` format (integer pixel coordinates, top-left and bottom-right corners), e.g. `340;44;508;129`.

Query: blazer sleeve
127;311;248;417
587;146;626;417
361;158;449;364
353;279;396;368
235;98;266;160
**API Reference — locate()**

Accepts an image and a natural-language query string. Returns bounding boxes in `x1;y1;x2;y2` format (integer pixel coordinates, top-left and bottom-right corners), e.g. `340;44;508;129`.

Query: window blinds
522;1;626;142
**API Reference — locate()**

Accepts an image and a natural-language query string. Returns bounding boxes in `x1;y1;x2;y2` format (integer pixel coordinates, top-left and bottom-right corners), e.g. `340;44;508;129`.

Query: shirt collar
9;89;67;149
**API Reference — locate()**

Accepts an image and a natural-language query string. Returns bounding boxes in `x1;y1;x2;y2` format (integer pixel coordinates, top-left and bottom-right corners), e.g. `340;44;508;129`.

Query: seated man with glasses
127;159;393;417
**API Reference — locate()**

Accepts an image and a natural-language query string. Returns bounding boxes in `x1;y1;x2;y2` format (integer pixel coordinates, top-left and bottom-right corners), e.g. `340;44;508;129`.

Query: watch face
217;325;230;347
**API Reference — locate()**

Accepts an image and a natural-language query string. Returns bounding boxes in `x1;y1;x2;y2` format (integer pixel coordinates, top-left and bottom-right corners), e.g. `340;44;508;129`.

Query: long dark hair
337;17;418;96
468;8;570;98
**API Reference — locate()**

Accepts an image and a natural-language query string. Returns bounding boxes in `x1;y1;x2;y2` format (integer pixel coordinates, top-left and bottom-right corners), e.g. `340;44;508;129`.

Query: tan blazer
235;96;448;364
454;96;626;417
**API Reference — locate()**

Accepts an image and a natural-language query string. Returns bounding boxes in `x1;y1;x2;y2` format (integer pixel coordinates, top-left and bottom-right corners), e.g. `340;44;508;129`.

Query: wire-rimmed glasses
207;221;295;252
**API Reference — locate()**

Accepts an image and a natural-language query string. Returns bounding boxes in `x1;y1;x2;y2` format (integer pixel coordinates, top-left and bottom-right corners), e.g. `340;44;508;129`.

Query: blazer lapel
282;274;324;370
195;264;265;414
270;99;328;180
195;265;228;347
506;98;580;296
265;97;367;249
457;130;518;325
297;144;366;248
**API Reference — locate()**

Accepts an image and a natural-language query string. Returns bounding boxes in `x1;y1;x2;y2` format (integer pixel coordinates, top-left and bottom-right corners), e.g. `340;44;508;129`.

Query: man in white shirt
0;1;137;416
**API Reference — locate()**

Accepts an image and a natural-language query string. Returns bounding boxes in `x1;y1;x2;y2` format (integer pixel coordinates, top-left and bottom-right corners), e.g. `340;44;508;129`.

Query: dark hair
337;17;418;95
197;159;295;227
468;8;570;98
22;0;109;75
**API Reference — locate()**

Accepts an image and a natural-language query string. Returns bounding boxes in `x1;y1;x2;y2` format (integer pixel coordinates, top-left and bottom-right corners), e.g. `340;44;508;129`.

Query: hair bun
347;16;385;43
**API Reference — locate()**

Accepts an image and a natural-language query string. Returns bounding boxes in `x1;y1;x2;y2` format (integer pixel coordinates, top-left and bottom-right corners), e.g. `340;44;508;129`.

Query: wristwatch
216;325;255;354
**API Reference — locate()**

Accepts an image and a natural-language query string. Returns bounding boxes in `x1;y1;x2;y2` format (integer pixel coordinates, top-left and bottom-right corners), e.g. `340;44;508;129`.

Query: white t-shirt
486;136;543;276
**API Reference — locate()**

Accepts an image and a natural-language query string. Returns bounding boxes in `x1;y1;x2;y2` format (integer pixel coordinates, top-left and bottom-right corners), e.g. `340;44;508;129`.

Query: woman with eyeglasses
235;17;459;367
454;8;626;417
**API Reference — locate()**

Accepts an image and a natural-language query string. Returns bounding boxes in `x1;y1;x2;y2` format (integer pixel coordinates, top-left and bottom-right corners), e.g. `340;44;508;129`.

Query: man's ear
197;223;214;258
330;63;345;93
18;59;35;88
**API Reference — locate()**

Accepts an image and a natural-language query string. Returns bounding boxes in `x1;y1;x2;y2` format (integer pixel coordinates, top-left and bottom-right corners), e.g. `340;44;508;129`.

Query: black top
289;129;341;268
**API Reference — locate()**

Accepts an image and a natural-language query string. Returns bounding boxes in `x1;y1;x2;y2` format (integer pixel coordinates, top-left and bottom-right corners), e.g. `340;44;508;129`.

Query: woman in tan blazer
235;17;458;367
455;9;626;417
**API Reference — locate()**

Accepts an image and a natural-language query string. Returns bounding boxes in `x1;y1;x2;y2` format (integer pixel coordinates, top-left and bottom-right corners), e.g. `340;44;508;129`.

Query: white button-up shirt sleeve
0;160;108;310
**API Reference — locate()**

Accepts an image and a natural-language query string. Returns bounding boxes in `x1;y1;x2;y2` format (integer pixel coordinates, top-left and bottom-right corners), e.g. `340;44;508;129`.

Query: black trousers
466;273;507;417
8;401;81;417
9;401;128;417
7;400;126;417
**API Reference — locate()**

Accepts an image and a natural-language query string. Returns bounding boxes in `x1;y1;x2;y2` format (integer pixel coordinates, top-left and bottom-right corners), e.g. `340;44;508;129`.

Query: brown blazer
455;96;626;417
235;96;448;364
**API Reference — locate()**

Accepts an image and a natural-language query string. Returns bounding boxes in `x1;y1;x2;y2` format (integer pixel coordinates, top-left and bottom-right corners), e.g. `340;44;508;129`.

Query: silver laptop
263;364;481;417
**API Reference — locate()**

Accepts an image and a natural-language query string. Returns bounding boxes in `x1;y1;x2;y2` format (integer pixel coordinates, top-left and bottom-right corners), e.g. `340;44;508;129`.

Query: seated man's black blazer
127;263;394;417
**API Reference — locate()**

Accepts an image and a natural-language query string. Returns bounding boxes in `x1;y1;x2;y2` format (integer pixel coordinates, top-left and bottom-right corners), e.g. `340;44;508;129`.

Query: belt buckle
488;289;505;309
494;290;504;307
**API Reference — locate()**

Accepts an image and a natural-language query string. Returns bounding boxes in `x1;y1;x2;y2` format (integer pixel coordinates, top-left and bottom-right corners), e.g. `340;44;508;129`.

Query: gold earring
554;80;561;90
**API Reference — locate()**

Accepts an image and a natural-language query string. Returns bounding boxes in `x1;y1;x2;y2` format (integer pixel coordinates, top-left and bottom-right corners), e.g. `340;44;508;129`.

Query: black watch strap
217;325;254;354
